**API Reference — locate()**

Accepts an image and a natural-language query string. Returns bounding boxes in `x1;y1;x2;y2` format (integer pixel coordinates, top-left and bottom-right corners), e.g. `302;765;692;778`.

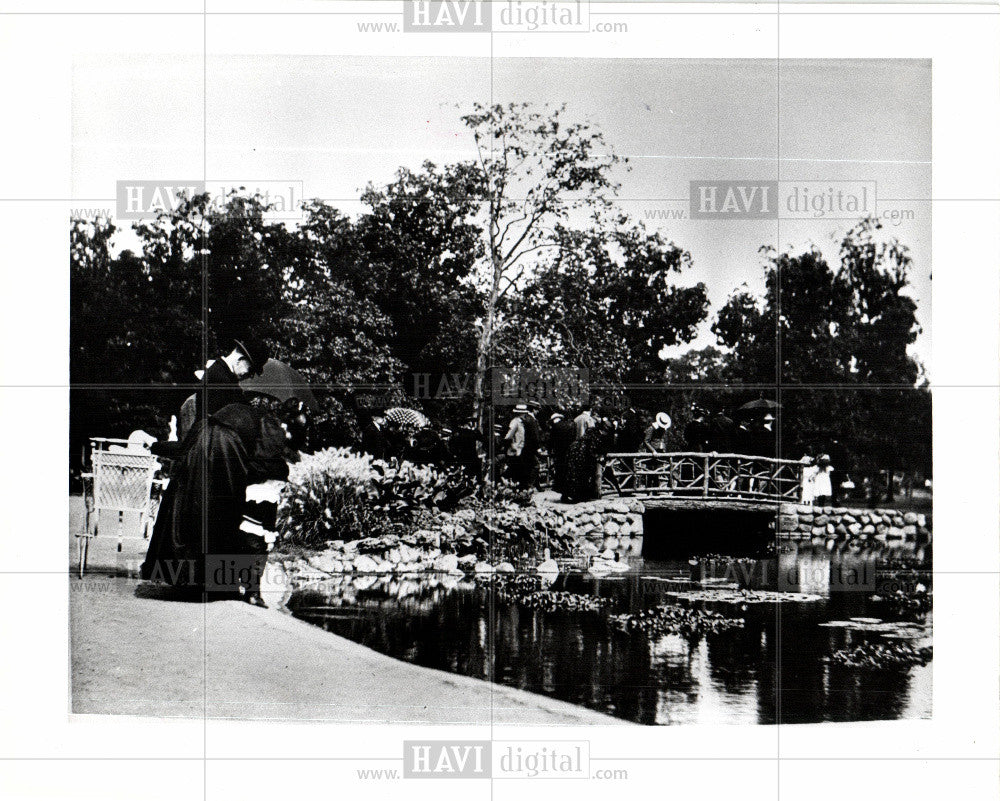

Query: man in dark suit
450;417;483;481
360;415;389;460
547;412;576;495
161;337;270;455
195;338;270;421
521;401;542;489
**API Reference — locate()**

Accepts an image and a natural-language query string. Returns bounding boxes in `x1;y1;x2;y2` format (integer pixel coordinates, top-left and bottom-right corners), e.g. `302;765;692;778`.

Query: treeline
70;103;930;487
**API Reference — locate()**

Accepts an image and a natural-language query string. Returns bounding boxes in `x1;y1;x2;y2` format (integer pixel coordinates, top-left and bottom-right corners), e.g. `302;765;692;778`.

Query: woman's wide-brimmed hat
513;403;529;414
654;411;672;429
818;453;831;464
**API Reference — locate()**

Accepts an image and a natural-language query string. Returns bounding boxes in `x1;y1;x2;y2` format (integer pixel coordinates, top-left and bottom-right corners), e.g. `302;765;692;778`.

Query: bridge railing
602;451;805;503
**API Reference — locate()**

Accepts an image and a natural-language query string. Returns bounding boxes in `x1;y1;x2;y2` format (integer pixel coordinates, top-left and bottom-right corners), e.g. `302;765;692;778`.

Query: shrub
368;459;475;518
277;447;473;548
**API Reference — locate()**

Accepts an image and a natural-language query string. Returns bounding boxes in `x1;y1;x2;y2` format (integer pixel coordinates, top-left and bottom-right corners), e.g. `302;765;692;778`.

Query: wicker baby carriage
77;438;167;577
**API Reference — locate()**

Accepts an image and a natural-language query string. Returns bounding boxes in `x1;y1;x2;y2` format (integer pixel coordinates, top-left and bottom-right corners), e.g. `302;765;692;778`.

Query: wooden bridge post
702;454;710;497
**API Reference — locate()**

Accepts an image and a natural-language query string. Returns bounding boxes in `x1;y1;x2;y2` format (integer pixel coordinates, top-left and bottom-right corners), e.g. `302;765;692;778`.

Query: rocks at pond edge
433;553;459;573
353;554;379;573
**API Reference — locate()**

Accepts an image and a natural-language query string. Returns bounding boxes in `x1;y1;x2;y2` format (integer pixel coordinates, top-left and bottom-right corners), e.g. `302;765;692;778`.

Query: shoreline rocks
533;498;645;557
778;503;931;542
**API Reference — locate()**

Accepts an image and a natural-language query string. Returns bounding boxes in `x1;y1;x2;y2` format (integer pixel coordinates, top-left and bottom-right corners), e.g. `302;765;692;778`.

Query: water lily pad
665;589;823;604
819;619;928;638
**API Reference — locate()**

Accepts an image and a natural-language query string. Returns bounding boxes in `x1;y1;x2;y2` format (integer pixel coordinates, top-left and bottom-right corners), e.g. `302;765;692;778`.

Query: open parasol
384;407;430;430
240;359;319;411
736;398;780;417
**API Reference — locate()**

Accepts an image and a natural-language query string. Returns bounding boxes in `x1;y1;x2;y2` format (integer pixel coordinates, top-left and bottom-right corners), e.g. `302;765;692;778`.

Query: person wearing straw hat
643;411;672;453
504;403;531;487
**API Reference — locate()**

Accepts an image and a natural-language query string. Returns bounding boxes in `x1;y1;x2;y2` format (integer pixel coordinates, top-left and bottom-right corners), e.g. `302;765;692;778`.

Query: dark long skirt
562;438;601;502
141;414;254;590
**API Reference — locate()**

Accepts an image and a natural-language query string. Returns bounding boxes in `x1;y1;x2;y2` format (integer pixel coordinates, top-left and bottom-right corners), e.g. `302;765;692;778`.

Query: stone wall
534;498;645;556
778;503;931;542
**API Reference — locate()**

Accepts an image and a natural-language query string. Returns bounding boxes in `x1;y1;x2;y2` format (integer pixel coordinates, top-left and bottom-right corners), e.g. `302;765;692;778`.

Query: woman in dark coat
562;421;611;503
141;403;285;599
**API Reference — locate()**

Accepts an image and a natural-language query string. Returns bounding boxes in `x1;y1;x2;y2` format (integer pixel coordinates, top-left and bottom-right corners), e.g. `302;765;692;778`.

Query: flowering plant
277;448;473;547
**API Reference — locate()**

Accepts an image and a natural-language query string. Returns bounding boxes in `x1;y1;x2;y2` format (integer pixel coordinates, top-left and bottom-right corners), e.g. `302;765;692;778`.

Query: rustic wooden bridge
600;451;805;507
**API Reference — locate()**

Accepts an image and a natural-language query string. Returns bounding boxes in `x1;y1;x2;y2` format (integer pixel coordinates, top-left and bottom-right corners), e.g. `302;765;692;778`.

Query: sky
73;55;931;371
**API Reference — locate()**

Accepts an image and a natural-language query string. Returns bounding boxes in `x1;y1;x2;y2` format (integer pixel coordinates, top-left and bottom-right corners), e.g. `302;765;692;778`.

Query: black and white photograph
68;54;935;726
2;2;999;799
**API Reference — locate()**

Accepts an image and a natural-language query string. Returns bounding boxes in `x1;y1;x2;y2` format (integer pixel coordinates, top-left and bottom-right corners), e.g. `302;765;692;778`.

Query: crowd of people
352;399;792;504
128;340;852;603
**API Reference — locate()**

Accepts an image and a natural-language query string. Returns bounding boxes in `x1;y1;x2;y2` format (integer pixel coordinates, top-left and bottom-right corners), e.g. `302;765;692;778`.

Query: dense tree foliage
712;218;929;494
70;107;929;494
714;218;923;385
503;224;708;385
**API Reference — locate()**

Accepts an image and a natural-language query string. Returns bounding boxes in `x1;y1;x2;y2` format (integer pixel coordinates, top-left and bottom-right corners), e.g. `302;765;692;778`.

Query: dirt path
70;576;625;725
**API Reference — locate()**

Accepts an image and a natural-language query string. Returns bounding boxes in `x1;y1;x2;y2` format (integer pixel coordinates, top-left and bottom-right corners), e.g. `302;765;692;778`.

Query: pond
285;542;931;725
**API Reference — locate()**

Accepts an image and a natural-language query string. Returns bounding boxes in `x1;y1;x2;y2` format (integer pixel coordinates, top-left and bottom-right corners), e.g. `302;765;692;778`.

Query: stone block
862;524;876;535
903;511;918;525
814;514;829;526
353;554;379;573
432;553;458;572
778;514;799;532
887;526;904;539
307;553;342;573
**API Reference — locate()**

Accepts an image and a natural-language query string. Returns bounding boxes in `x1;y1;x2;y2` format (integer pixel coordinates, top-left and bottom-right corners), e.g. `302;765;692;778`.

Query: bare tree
460;102;624;422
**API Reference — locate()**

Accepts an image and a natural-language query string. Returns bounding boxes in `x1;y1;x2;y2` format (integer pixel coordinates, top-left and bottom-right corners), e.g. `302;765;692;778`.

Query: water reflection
287;542;931;725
